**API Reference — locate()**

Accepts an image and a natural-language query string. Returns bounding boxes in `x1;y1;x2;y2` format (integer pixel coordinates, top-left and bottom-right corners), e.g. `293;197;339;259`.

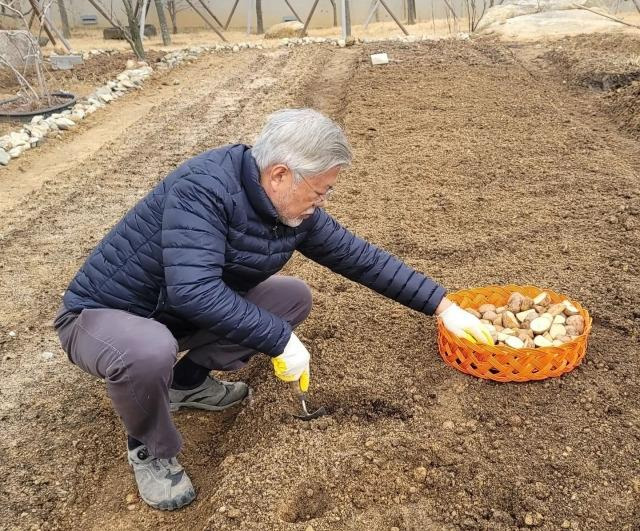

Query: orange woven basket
437;285;592;382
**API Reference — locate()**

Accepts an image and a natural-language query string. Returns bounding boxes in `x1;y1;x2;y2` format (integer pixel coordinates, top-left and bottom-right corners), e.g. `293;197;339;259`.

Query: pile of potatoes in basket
466;291;586;349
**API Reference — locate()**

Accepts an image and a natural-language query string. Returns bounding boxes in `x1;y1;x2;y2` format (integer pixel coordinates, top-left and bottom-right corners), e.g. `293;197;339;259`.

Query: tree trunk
138;0;150;46
167;0;178;33
123;0;145;59
344;0;351;37
154;0;171;44
57;0;71;38
407;0;416;24
255;0;263;33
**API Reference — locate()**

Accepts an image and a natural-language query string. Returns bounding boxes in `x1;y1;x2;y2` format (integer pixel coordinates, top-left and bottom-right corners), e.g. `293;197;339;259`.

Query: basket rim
438;284;592;358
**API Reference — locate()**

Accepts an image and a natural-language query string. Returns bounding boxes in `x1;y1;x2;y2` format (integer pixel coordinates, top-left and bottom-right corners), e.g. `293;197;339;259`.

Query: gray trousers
55;276;312;458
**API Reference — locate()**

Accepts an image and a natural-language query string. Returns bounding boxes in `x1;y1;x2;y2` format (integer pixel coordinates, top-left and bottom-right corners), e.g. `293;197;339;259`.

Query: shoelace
137;448;183;475
155;457;183;475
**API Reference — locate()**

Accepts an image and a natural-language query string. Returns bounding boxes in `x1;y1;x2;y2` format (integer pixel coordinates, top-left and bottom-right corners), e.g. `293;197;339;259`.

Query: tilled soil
0;39;639;531
542;33;640;140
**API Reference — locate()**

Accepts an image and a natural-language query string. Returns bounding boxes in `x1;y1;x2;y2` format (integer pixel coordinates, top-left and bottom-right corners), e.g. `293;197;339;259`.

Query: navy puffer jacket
64;145;446;356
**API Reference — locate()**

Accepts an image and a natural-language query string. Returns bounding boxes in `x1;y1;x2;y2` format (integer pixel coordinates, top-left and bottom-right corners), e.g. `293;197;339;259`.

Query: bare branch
0;55;40;101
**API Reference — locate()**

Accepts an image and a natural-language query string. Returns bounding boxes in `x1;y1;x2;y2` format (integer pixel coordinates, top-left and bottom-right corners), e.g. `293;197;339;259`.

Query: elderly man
54;108;491;510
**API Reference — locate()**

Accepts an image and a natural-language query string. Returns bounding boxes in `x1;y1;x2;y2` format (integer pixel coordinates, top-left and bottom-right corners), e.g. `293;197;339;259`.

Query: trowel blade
293;405;327;421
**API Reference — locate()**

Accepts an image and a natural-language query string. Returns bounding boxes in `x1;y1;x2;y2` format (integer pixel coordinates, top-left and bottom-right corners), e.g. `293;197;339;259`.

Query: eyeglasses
299;174;335;203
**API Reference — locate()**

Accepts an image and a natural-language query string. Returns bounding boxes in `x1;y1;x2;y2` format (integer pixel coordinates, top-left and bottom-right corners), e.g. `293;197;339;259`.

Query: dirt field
540;33;640;140
1;35;639;531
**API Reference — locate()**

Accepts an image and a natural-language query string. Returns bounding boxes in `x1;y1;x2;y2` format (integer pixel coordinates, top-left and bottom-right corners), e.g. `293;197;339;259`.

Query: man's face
261;165;340;227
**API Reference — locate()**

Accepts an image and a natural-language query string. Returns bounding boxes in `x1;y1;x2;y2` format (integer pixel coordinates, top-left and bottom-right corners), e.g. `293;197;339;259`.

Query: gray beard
274;184;304;227
277;214;304;228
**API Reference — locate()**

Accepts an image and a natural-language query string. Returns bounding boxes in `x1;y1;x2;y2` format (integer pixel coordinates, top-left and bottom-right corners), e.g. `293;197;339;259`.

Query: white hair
251;108;352;182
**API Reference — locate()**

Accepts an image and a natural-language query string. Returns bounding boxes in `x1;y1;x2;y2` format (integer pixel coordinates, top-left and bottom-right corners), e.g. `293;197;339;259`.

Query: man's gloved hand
272;332;310;392
438;302;494;345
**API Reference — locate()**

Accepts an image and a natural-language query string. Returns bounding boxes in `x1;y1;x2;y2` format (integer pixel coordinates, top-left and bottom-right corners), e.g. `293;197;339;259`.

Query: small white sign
370;53;389;66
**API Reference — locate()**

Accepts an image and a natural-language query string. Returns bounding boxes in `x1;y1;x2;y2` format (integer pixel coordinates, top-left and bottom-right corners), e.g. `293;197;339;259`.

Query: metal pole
364;0;380;29
284;0;301;22
379;0;409;35
224;0;240;30
197;0;224;28
184;0;227;41
301;0;320;36
246;0;252;35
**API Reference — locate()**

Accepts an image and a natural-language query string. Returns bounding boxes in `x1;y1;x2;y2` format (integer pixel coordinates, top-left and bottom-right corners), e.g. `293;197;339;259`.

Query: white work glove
438;303;494;345
271;332;311;392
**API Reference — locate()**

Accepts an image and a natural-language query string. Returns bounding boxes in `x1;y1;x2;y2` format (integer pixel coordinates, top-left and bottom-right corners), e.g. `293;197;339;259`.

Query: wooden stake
37;0;72;49
26;0;56;45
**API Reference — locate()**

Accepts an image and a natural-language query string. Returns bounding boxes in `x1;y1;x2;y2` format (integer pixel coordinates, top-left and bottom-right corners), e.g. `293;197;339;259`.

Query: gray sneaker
127;445;196;511
169;376;250;412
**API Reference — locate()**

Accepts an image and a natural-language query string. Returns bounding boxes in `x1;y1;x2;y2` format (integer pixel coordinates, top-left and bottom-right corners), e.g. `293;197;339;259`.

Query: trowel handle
289;379;305;397
288;369;310;395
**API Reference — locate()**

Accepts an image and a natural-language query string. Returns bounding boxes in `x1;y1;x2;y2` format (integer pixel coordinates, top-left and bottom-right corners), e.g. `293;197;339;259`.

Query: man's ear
266;164;290;191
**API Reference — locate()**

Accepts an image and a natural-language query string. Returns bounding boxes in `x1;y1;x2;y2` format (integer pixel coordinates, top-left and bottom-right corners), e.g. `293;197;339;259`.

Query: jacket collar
241;148;279;223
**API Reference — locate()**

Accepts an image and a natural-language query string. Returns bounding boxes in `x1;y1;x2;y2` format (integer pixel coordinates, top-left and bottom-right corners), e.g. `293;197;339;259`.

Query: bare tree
154;0;171;44
86;0;146;59
0;0;51;107
442;0;459;33
462;0;488;32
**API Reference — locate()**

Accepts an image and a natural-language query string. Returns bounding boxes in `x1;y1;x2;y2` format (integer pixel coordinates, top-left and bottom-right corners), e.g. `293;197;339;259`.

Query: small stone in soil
413;466;427;481
524;512;543;526
509;415;523;427
227;508;241;518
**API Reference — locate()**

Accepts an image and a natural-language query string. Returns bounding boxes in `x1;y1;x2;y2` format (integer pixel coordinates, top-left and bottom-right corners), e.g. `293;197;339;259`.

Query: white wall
45;0;475;30
39;0;640;32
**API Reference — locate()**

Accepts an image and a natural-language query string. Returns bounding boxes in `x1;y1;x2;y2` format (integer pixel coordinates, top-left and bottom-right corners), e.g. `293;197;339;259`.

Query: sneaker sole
143;488;196;511
169;388;252;412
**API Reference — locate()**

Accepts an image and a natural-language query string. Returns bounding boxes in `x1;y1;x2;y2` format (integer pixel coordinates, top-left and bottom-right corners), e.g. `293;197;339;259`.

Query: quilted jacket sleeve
162;174;291;356
297;210;446;315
